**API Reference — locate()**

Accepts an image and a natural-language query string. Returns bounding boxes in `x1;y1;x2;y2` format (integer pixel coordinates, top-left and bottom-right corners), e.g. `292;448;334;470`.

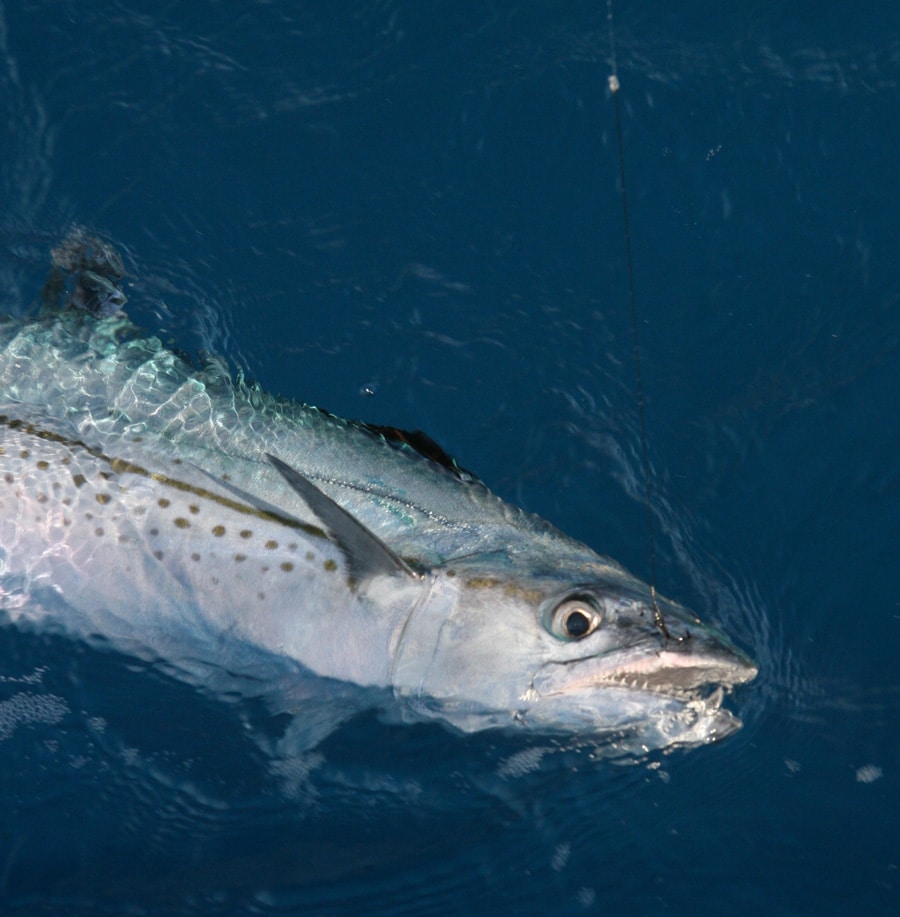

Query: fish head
391;551;757;752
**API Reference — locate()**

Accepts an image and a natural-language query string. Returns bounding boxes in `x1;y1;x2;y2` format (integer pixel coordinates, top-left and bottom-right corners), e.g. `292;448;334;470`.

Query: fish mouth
533;642;758;705
518;640;756;749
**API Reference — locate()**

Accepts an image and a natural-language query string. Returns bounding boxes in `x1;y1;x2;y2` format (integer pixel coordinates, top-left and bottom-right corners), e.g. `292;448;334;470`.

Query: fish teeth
597;672;705;703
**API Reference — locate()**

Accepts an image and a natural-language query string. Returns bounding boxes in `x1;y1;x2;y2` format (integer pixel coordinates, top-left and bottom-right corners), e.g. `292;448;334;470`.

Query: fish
0;232;756;755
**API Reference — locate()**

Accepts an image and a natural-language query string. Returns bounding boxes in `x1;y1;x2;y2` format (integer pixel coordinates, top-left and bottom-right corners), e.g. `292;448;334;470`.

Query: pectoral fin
266;453;418;582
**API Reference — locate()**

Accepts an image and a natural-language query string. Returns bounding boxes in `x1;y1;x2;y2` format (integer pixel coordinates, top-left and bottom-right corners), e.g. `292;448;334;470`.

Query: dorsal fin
266;453;418;582
359;423;478;483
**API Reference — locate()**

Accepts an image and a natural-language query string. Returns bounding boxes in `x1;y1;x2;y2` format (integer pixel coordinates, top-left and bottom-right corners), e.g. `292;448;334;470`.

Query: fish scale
0;415;410;690
0;313;559;568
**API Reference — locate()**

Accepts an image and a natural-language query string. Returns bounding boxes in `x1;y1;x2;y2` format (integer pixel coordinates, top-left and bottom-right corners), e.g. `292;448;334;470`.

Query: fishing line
606;1;672;641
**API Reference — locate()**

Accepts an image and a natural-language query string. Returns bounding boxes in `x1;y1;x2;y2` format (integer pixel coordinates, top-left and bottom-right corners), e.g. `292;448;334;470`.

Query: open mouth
517;653;752;750
583;676;741;731
533;646;758;704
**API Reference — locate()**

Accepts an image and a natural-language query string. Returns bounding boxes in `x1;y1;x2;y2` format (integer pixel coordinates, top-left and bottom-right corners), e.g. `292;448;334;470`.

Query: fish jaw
531;627;758;699
523;627;758;746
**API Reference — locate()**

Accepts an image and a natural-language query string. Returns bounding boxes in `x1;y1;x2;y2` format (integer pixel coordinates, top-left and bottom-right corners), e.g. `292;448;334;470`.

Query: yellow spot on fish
504;583;544;603
191;552;201;562
153;549;164;561
37;459;49;470
212;525;226;537
158;498;170;509
3;473;13;484
96;493;111;505
240;529;252;539
466;576;503;589
280;562;294;573
234;553;247;563
19;449;29;459
305;552;314;562
323;559;337;572
149;527;159;536
95;527;104;537
173;517;190;529
265;540;278;550
189;504;199;514
72;474;86;488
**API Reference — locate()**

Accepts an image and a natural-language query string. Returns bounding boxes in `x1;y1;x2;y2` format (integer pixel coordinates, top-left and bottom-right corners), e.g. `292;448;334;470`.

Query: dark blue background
1;2;897;914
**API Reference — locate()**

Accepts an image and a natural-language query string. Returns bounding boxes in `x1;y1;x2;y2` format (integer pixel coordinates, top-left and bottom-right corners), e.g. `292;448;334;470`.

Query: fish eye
548;596;602;641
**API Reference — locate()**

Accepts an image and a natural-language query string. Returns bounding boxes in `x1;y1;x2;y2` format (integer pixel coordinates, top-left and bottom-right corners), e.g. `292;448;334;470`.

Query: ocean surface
0;2;897;914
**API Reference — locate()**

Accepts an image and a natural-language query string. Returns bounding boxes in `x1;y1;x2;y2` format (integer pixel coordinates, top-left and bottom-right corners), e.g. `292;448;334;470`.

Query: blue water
1;2;897;914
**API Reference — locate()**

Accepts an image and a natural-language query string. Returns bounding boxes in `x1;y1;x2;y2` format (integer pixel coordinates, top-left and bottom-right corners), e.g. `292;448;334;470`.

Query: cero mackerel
0;233;756;754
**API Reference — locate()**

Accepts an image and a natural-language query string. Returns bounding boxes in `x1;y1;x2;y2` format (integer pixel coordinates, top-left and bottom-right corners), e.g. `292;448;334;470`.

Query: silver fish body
0;309;756;753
